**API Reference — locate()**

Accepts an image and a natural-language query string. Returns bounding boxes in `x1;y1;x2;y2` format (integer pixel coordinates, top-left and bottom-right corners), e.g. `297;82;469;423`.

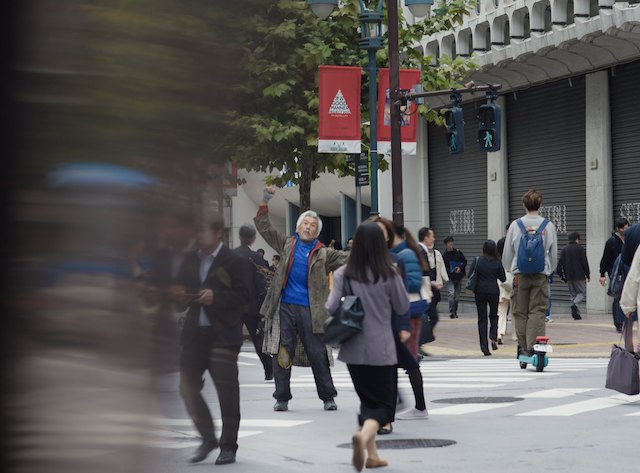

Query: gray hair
238;224;257;245
296;210;322;238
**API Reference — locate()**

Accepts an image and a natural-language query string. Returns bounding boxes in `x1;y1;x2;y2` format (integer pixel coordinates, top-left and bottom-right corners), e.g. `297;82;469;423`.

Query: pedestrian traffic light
444;106;464;154
478;102;501;152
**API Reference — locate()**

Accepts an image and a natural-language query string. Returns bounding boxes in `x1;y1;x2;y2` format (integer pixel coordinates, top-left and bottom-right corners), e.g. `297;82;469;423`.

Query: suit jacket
233;244;269;318
178;245;248;348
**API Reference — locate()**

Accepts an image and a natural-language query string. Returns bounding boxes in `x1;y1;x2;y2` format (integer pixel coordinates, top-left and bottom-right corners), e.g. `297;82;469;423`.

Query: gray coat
326;266;409;366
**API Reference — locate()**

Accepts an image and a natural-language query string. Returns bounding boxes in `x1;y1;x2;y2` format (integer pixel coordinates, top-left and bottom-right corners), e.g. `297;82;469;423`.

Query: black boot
188;435;218;463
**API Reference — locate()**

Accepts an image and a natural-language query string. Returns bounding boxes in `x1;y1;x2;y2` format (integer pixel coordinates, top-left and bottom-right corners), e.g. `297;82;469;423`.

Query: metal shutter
427;100;488;304
507;78;586;308
611;60;640;225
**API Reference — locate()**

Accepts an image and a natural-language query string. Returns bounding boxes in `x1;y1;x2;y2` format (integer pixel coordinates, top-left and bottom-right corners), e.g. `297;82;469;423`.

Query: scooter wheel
519;362;527;369
535;353;545;372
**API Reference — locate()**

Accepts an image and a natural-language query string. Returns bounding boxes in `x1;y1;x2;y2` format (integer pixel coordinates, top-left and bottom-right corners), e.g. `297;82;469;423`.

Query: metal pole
367;48;379;215
387;0;403;226
354;153;363;224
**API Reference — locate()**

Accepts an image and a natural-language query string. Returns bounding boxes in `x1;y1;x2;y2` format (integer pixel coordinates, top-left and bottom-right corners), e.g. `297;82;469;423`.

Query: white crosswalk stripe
144;418;312;449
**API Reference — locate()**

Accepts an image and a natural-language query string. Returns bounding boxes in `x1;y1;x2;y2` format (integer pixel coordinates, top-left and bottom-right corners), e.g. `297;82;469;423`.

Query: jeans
447;279;463;315
273;303;337;402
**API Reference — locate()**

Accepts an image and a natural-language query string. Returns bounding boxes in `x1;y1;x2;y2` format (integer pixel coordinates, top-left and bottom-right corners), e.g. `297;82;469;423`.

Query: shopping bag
605;318;640;395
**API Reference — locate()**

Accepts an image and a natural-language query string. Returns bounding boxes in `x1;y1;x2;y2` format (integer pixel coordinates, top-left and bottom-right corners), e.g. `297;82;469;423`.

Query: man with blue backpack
502;189;558;357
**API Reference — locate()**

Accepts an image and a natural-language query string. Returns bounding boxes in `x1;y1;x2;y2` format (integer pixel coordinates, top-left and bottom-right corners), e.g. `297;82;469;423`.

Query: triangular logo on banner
328;89;351;115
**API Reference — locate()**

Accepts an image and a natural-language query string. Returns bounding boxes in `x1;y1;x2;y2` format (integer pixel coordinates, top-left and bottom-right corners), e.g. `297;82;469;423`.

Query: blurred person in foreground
234;224;273;381
175;215;248;465
325;223;410;472
255;186;347;412
147;209;197;374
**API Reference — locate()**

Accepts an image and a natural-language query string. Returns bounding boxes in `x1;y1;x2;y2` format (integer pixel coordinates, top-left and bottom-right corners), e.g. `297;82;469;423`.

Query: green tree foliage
224;0;477;210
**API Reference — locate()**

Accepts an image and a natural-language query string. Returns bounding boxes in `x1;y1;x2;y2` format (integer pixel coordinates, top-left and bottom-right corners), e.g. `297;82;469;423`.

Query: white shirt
198;242;223;326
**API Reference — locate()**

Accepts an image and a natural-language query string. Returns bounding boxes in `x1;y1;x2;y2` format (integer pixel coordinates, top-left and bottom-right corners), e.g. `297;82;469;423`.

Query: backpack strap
537;218;549;234
517;218;549;235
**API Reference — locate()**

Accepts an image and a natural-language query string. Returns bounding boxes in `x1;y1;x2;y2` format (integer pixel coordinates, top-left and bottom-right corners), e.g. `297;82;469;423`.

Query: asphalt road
143;340;638;473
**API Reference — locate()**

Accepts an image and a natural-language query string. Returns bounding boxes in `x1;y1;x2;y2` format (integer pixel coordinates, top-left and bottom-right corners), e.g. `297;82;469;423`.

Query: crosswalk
240;357;640;419
145;418;312;449
147;357;637;450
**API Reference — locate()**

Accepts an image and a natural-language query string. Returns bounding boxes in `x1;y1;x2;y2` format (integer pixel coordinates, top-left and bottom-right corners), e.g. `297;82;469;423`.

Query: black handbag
323;277;364;347
465;256;479;292
605;318;640;395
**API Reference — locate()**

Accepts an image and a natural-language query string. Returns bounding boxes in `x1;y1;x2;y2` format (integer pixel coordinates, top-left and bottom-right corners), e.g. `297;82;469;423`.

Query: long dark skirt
347;364;396;427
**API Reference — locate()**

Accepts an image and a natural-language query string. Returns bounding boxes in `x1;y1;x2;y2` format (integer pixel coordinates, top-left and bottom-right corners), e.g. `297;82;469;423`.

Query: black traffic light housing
478;89;501;152
444;92;464;154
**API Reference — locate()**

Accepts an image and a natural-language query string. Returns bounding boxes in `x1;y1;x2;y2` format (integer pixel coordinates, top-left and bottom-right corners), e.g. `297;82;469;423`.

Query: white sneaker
396;407;428;420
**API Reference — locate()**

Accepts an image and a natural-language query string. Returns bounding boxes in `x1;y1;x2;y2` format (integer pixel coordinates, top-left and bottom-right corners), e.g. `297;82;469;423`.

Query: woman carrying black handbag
325;223;410;471
473;240;507;356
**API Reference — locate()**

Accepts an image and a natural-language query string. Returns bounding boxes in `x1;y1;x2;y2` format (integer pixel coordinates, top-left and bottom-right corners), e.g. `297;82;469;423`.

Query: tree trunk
298;155;315;212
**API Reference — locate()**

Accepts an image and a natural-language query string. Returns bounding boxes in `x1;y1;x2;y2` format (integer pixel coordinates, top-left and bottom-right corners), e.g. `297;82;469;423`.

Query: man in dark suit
176;214;247;466
234;224;273;380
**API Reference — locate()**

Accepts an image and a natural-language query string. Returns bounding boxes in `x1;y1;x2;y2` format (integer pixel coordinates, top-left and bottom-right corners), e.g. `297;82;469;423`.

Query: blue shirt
281;236;315;307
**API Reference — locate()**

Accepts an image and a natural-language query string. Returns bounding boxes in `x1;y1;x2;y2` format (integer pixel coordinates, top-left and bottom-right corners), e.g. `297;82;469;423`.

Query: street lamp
307;0;337;19
405;0;433;18
308;0;433;223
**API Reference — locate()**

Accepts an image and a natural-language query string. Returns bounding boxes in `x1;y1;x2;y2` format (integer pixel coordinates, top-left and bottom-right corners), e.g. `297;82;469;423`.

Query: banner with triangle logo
318;66;361;153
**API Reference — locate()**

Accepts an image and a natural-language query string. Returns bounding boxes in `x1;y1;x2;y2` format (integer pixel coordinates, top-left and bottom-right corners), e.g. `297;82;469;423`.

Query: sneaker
323;399;337;411
396;407;428;420
545;317;553;323
273;401;288;412
449;314;456;319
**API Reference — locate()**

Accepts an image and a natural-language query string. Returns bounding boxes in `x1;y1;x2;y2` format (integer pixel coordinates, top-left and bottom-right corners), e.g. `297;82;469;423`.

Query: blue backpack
516;218;550;275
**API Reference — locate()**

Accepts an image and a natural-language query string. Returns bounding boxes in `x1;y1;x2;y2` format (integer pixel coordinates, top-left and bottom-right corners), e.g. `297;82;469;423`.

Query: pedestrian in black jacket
469;240;507;356
599;217;630;331
234;224;273;381
556;232;590;320
471;240;506;356
622;223;640;267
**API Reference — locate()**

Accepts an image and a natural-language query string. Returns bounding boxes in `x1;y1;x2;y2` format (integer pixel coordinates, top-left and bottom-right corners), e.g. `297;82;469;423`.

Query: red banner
377;68;421;155
318;65;361;154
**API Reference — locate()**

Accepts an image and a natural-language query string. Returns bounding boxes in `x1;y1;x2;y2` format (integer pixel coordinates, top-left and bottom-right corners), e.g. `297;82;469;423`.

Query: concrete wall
585;70;613;313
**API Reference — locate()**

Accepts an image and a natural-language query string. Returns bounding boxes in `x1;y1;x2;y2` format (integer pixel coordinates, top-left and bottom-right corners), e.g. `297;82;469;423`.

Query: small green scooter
518;336;552;372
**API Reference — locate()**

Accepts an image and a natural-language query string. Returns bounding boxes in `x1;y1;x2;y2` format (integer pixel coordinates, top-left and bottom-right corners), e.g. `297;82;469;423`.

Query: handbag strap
343;274;354;296
621;317;635;352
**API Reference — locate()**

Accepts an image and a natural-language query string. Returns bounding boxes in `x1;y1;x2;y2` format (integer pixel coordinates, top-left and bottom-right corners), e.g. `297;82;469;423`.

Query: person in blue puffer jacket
374;217;430;425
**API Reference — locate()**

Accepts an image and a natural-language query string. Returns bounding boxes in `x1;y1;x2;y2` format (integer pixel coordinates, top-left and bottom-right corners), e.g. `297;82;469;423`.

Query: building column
418;115;430;229
585;70;613;313
486;96;509;242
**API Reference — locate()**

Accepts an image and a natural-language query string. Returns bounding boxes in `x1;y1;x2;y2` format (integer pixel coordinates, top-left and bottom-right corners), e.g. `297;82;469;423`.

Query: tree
223;0;477;211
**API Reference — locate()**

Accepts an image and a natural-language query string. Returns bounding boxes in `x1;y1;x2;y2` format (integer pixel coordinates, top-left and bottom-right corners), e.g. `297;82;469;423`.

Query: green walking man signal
444;106;464;154
477;101;501;152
